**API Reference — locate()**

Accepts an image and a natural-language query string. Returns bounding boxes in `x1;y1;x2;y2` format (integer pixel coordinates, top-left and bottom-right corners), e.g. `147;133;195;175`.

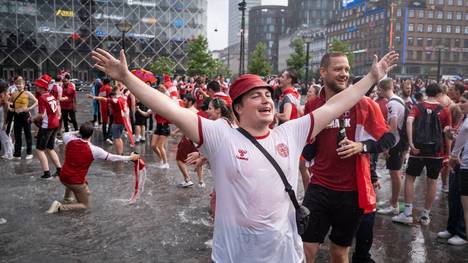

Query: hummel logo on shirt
236;149;249;161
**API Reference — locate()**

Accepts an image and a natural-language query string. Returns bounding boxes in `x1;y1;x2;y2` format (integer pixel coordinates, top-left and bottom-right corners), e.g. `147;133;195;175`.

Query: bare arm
388;117;398;133
27;91;38;111
91;49;200;143
276;103;292;122
311;51;399;138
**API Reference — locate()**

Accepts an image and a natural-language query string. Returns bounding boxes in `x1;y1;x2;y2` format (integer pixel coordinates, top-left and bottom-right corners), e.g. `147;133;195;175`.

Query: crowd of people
0;47;467;262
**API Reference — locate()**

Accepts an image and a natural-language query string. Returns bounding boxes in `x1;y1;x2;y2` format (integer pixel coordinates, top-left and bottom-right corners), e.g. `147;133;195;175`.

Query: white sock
404;203;413;216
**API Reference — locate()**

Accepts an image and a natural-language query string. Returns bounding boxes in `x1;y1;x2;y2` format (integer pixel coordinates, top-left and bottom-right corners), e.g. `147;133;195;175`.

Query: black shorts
134;112;147;126
301;184;364;247
36;128;58;150
406;157;443;179
460;169;468;196
154;123;170;136
386;141;404;170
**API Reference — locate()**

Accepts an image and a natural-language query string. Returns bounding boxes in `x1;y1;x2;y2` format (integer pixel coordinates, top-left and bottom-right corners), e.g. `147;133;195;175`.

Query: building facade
248;5;287;73
287;0;336;32
327;0;468;78
0;0;207;82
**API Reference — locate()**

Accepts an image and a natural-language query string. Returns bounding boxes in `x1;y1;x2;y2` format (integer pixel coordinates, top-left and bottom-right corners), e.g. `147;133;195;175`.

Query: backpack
389;97;410;148
412;103;444;155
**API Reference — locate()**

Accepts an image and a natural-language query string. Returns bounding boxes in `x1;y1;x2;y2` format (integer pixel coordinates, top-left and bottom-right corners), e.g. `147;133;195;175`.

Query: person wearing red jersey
191;77;208;109
207;80;232;106
98;78;113;143
108;86;129;155
276;69;302;125
91;47;397;262
46;122;139;213
301;53;396;263
375;83;389;121
60;74;78;132
33;74;62;180
392;83;452;226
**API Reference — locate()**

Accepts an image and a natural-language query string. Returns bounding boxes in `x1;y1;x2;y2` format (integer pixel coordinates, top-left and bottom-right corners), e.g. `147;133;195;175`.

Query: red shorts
176;137;197;162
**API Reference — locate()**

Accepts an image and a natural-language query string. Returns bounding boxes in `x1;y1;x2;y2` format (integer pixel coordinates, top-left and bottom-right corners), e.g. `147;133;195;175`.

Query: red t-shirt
306;96;359;191
38;92;60;129
98;84;112;108
375;97;388;121
212;92;232;106
60;83;76;110
409;101;451;157
192;85;206;108
109;96;127;125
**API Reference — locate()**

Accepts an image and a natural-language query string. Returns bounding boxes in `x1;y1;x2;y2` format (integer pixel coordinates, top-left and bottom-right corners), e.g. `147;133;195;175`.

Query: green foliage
186;35;215;77
286;38;306;80
248;42;271;76
212;58;231;78
149;56;176;76
328;38;355;69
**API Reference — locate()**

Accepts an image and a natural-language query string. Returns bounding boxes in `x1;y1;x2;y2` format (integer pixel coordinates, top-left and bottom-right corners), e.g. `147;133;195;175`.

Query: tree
286;38;306;80
328;38;355;70
186;35;215;77
248;42;271;76
211;58;231;78
149;56;176;76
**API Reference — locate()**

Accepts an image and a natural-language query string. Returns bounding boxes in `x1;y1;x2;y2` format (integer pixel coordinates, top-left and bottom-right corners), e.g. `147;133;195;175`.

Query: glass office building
0;0;207;81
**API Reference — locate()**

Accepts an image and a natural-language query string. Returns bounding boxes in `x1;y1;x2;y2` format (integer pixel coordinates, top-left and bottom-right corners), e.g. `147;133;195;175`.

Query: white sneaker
12;156;21;161
106;138;114;145
25;154;33;160
160;163;169;169
392;213;413;224
46;200;62;214
55;139;63;145
198;182;206;188
420;215;431;226
204;239;213;248
441;185;449;193
180;181;194;188
437;230;453;239
378;205;399;215
447;235;468;246
1;155;13;160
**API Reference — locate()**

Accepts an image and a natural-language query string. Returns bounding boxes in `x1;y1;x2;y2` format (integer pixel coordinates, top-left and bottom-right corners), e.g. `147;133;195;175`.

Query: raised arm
311;51;398;138
91;49;200;143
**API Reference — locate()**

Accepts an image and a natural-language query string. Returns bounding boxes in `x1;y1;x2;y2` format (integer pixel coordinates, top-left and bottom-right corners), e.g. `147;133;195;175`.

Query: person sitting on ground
46;122;139;214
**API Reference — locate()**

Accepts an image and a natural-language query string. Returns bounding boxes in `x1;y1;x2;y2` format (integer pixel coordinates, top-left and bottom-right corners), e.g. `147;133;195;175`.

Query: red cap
34;74;52;90
229;74;272;102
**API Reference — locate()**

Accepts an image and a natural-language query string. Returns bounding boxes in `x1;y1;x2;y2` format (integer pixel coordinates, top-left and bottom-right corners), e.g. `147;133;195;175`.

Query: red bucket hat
229;74;272;102
34;74;52;90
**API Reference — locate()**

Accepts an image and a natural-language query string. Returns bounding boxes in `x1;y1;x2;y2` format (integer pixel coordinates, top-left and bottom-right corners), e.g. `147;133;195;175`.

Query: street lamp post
435;45;446;83
238;0;247;75
302;32;313;92
116;19;132;52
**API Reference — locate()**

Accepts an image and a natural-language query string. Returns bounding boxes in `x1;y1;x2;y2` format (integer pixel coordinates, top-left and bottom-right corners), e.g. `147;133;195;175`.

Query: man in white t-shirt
377;78;407;215
90;48;398;262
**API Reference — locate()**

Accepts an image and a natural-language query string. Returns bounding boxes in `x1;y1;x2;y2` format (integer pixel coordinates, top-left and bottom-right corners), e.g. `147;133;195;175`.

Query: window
408;37;414;46
437;0;443;4
465;26;468;34
427;24;433;32
425;52;432;61
456;26;461;33
448;0;454;4
418;10;424;18
397;8;402;17
416;51;422;61
437;25;442;32
456;12;462;20
465;13;468;20
428;11;434;19
447;25;452;33
409;23;414;31
458;0;463;5
417;38;423;46
417;24;424;32
409;9;414;17
427;38;433;46
437;11;443;19
454;38;461;47
447;12;453;20
396;23;401;31
428;0;434;4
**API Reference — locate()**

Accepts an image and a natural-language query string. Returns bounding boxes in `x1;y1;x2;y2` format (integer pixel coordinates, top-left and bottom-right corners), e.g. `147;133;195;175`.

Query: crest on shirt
236;149;249;161
276;143;289;158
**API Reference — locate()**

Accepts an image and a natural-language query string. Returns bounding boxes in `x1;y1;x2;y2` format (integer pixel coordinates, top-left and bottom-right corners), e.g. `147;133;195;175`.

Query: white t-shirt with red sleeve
197;113;314;263
38;92;60;129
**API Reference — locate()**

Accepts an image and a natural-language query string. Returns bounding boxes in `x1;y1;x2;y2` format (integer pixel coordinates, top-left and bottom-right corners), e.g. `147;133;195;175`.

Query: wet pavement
1;93;467;262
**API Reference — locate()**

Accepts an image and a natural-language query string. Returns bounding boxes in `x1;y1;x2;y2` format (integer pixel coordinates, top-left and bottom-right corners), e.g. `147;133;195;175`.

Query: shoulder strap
237;127;301;210
389;97;405;108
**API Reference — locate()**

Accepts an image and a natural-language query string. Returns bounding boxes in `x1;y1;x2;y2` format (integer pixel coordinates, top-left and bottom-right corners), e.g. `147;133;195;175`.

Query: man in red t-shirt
33;74;62;180
46;122;138;214
375;86;388;121
276;69;301;125
392;83;451;226
301;53;395;263
207;80;232;106
98;78;113;142
60;74;78;132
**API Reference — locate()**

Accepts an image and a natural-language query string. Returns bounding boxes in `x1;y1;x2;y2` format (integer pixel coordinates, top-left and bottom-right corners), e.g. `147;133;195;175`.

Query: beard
325;78;347;94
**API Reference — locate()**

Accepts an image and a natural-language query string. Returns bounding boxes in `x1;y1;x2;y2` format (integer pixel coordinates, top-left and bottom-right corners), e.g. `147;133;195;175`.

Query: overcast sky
207;0;288;51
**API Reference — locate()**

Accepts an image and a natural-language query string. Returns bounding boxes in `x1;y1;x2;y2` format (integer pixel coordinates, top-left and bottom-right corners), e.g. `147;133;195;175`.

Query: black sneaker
41;173;53;180
52;171;60;177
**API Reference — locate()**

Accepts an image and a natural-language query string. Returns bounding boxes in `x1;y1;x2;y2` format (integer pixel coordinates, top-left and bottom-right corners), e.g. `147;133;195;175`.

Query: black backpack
412;103;444;155
389;97;410;148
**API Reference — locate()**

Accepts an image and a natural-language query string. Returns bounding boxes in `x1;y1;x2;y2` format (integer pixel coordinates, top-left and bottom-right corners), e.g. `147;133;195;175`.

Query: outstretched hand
370;51;399;82
91;49;129;82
